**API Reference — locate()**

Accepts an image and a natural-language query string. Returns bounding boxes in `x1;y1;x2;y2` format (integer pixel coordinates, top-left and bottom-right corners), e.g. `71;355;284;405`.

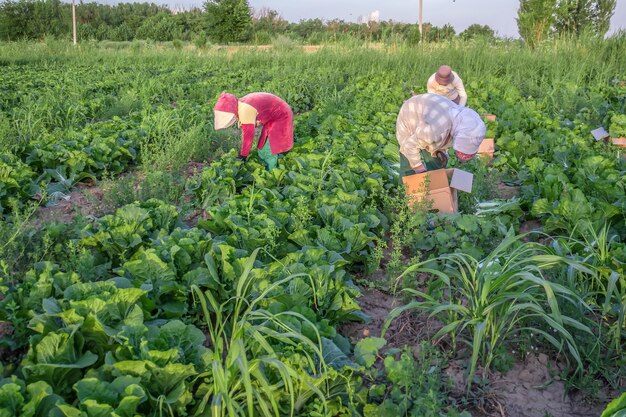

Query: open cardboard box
478;138;495;159
613;138;626;161
611;137;626;148
402;168;474;214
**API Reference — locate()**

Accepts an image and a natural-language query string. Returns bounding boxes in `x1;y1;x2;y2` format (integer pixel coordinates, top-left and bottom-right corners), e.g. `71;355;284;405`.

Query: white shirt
427;70;468;107
396;94;484;169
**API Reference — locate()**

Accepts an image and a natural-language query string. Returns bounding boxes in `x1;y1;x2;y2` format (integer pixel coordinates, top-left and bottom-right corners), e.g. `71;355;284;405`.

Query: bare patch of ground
221;45;323;56
340;285;442;351
445;352;610;417
32;160;213;229
340;289;401;342
495;182;521;200
34;181;106;227
350;286;611;417
492;354;606;417
520;220;543;234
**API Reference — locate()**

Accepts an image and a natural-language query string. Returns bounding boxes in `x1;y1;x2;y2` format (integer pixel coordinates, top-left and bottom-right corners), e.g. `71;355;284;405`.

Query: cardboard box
611;137;626;148
402;168;474;214
478;138;495;159
482;114;497;122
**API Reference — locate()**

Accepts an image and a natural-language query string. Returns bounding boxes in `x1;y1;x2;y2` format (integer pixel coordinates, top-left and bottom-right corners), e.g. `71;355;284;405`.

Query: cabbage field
0;39;625;417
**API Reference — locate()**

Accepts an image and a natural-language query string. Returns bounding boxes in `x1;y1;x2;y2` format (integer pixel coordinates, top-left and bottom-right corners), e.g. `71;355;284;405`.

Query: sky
142;0;626;38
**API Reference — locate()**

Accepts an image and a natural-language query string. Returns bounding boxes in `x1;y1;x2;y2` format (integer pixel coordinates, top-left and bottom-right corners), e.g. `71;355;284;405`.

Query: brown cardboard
402;168;474;214
477;138;495;158
611;137;626;148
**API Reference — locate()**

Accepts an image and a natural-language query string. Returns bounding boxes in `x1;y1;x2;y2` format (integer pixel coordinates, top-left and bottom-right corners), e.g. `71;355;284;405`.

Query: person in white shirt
427;65;468;107
396;94;485;176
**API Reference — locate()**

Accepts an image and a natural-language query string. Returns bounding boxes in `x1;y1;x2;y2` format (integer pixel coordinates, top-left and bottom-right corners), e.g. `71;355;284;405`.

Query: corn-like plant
553;222;625;353
191;248;332;417
382;233;594;390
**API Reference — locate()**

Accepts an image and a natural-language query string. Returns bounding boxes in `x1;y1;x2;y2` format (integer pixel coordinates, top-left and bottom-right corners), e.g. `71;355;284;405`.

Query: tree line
517;0;617;47
0;0;618;45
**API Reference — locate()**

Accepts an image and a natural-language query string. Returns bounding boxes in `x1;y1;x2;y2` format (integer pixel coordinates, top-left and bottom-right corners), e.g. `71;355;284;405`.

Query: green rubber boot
258;140;278;171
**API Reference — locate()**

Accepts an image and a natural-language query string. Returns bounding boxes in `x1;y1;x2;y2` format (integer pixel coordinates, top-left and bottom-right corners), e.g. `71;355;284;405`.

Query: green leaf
354;337;386;368
0;383;24;416
601;392;626;417
321;337;356;370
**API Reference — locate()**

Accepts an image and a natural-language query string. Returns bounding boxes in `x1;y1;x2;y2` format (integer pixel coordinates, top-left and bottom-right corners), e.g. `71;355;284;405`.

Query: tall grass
1;34;625;103
191;248;331;417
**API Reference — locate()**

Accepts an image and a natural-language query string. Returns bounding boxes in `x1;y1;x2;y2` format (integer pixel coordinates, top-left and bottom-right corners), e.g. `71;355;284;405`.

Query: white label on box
450;169;474;193
591;127;609;141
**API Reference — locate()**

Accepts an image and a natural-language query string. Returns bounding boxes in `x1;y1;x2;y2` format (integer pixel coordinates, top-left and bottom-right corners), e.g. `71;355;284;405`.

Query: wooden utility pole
72;0;77;45
418;0;423;38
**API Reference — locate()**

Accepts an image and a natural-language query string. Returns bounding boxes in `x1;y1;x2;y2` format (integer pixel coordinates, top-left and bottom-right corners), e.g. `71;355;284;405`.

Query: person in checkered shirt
396;93;486;178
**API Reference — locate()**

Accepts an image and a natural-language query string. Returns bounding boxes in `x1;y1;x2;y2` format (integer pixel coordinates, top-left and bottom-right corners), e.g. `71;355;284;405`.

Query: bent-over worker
427;65;467;107
213;92;294;171
396;93;485;178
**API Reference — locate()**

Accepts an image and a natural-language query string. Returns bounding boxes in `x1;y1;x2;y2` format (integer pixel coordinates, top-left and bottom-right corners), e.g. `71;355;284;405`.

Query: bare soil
491;354;606;417
32;160;212;229
34;181;106;227
350;286;612;417
495;182;521;200
340;289;397;340
519;220;543;234
221;45;323;56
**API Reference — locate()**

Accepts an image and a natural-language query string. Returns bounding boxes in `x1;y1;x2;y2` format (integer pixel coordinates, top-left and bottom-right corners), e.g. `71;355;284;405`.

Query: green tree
554;0;595;36
460;24;496;41
135;12;183;41
594;0;616;36
405;24;421;45
0;0;67;40
517;0;557;48
554;0;616;37
204;0;251;43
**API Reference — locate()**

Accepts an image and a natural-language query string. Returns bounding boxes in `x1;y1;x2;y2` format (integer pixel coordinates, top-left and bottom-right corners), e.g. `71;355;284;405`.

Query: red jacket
239;93;294;157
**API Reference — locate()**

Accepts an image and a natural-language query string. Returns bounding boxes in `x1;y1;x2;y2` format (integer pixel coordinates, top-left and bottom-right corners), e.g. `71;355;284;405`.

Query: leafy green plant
601;391;626;417
609;114;626;138
383;233;594;389
552;222;626;354
361;343;469;417
191;248;332;417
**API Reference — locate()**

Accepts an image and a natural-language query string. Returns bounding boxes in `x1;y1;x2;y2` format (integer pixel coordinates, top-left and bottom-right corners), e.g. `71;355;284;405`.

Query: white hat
214;110;237;130
453;134;484;155
452;110;486;155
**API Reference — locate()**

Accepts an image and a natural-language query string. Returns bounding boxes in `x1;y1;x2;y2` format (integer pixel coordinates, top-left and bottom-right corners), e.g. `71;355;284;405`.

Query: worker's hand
434;150;449;168
236;155;247;162
413;164;426;174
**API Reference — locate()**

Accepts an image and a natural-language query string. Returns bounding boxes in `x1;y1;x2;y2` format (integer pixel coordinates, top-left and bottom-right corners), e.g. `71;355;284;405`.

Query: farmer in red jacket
213;92;294;170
